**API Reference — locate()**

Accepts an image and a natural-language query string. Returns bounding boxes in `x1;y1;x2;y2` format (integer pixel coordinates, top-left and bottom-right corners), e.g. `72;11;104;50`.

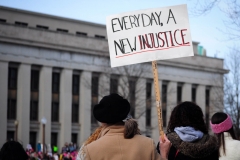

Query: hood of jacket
167;132;218;159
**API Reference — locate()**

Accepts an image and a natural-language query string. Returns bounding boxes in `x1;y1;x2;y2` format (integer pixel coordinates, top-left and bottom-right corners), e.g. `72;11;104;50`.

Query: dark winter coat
157;132;219;160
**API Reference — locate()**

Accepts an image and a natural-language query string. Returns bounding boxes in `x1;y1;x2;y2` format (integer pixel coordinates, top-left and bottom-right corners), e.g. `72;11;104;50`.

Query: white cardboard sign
106;4;194;67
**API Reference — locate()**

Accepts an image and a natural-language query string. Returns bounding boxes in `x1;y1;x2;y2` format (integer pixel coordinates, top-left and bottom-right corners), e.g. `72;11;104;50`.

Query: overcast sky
0;0;236;59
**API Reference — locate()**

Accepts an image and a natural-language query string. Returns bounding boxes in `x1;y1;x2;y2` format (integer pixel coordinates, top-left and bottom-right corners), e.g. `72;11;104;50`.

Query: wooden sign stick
151;61;164;138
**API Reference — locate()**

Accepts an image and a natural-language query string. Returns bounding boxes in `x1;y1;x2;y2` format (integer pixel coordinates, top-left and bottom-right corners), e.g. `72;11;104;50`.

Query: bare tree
112;63;149;119
190;0;240;137
84;61;177;135
83;62;151;120
211;47;240;137
223;47;240;137
190;0;240;40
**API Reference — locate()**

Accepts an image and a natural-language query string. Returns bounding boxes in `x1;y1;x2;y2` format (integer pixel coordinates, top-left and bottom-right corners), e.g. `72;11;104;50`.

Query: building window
177;83;183;104
52;73;60;93
31;70;39;91
51;133;58;147
110;75;118;94
30;69;40;121
162;81;168;127
129;78;136;118
91;73;99;124
7;66;18;120
72;74;80;95
72;104;79;123
36;25;49;30
7;99;16;120
76;32;87;36
192;84;197;103
72;73;80;123
15;21;28;27
52;102;59;122
8;67;18;89
71;133;78;144
0;19;7;23
52;71;60;122
146;80;152;127
95;35;105;39
7;131;15;141
206;87;210;129
29;132;37;151
30;101;38;121
57;28;68;33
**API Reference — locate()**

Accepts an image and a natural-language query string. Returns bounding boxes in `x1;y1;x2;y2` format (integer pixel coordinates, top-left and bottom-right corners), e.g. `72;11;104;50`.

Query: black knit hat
93;93;130;123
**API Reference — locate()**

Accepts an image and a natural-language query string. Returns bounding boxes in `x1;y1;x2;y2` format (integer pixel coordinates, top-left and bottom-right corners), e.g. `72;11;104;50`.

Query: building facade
0;6;228;150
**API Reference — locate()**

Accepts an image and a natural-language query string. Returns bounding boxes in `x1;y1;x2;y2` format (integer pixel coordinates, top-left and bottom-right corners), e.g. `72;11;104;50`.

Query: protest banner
106;4;193;67
106;4;194;137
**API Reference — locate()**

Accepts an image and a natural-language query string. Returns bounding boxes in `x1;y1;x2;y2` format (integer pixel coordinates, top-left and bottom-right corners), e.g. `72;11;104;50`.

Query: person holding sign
157;102;219;160
81;93;169;160
210;112;240;160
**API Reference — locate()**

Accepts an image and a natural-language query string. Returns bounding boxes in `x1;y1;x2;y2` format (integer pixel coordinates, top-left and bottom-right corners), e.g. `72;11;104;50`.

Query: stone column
79;71;91;143
167;81;177;124
17;63;31;147
39;66;52;146
135;78;146;134
59;69;73;149
182;83;191;101
196;85;206;116
0;61;8;145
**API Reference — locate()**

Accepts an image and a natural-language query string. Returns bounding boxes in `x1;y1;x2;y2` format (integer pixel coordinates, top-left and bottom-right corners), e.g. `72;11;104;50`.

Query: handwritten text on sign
106;4;194;67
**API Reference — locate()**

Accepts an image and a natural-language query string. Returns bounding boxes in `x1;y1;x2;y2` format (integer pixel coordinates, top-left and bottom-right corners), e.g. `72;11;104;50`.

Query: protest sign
106;4;194;137
106;4;193;67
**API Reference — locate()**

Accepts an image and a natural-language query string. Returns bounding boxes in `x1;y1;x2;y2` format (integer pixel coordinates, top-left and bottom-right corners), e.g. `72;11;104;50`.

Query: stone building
0;6;228;150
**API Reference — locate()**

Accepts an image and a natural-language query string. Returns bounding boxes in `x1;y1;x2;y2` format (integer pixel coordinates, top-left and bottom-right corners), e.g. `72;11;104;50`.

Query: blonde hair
78;126;103;159
84;126;103;145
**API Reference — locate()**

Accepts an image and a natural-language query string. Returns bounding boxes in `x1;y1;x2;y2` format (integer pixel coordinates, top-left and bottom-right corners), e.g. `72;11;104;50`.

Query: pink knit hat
210;115;233;134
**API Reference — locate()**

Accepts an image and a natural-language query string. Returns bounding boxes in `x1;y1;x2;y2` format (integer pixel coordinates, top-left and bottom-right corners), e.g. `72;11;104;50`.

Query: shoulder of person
225;137;240;145
132;135;156;142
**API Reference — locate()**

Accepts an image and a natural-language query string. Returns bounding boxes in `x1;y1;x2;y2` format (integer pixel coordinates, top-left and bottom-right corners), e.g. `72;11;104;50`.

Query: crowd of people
75;94;240;160
0;93;240;160
27;142;79;160
0;141;79;160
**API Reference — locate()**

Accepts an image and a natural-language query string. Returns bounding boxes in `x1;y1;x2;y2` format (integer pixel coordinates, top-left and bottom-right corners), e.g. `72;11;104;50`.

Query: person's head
210;112;234;134
167;101;208;134
210;112;236;156
93;93;140;139
0;141;29;160
26;144;32;150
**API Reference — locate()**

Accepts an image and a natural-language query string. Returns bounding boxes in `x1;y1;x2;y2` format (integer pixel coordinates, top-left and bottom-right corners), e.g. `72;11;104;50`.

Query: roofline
194;54;224;60
0;6;222;61
0;5;106;28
